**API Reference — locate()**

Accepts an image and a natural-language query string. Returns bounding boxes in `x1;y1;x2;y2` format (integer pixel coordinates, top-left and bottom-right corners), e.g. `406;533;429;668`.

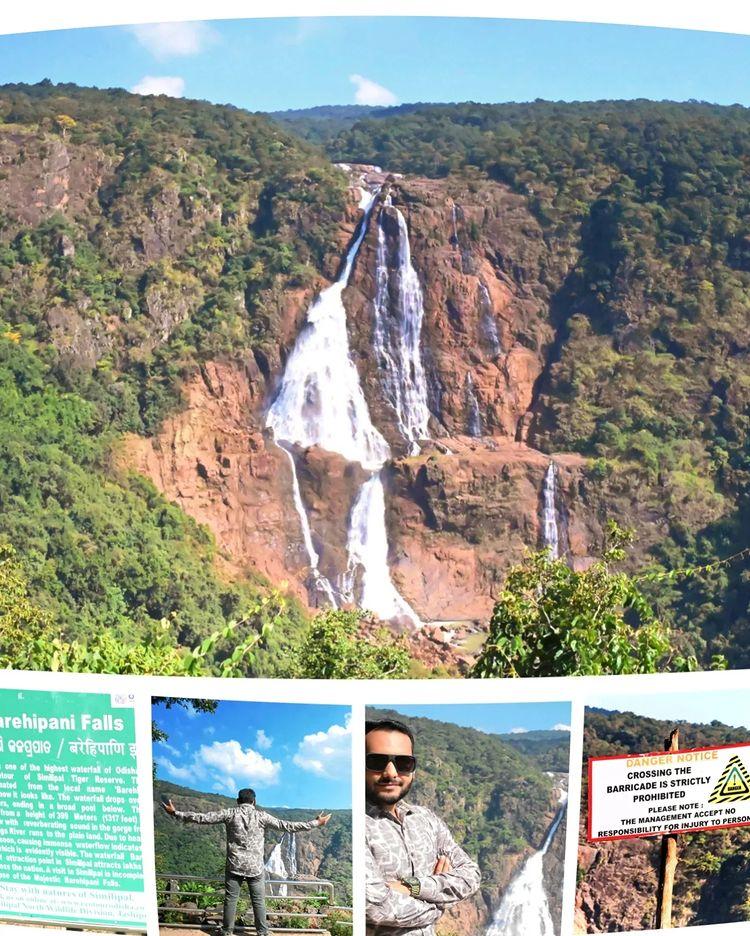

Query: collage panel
0;685;147;932
576;690;750;932
1;18;750;683
151;697;352;936
364;702;571;935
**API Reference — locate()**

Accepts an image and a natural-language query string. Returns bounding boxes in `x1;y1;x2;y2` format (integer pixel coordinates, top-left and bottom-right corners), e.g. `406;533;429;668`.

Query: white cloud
155;739;280;795
128;21;217;58
509;727;529;734
553;723;572;732
349;74;398;107
156;740;181;758
198;740;281;794
130;76;185;98
155;756;194;784
256;729;273;750
293;719;351;779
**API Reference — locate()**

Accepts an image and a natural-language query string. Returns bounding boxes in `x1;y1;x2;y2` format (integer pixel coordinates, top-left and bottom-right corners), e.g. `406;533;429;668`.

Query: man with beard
365;717;481;935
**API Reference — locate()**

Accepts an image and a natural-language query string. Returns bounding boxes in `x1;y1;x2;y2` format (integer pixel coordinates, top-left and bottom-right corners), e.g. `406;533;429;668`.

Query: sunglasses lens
394;756;416;773
365;754;390;771
365;754;416;773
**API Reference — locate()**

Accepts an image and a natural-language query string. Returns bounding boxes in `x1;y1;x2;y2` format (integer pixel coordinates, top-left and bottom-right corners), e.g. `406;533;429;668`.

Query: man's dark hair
365;718;415;749
237;788;256;804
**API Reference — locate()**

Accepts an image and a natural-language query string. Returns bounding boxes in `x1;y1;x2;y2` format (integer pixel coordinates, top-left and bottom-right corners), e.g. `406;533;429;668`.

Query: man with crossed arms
365;717;481;935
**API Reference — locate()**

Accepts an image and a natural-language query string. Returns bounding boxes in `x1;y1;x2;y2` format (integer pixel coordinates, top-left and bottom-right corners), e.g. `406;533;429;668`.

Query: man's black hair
365;718;415;749
237;788;256;804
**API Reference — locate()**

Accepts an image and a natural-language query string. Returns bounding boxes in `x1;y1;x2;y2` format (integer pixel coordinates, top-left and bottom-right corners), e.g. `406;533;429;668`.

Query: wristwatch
400;877;421;897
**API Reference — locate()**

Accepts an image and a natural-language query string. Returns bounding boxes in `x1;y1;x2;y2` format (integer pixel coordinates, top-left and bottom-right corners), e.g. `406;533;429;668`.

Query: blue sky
589;690;750;733
372;702;572;734
2;18;750;111
152;699;352;809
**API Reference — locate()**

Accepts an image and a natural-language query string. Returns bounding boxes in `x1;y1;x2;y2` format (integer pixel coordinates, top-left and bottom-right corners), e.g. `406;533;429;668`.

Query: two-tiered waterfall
542;462;560;559
267;186;422;626
486;790;568;936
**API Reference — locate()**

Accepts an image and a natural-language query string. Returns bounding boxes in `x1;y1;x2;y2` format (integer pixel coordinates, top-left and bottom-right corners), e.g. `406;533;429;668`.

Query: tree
285;610;411;679
472;523;703;678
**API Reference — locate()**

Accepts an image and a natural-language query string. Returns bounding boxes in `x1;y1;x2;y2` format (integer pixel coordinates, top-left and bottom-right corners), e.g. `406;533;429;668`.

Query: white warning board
588;743;750;841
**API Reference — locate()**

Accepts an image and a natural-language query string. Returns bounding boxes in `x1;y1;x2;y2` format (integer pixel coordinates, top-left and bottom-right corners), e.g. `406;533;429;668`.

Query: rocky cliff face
121;168;608;642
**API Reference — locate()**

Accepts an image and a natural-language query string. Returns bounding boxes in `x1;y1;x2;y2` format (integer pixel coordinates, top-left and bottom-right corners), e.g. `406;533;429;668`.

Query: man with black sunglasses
365;718;481;935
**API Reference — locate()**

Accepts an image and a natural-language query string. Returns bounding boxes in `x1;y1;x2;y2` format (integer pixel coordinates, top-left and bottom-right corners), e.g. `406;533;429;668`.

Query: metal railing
156;874;352;931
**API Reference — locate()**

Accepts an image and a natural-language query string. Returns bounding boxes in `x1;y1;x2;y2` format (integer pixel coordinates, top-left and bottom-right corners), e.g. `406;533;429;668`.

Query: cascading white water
372;205;431;454
542;462;560;560
465;373;482;437
451;203;459;244
267;190;389;469
344;473;420;625
278;444;337;608
486;791;568;936
265;841;288;897
267;186;420;625
284;832;298;879
478;282;501;356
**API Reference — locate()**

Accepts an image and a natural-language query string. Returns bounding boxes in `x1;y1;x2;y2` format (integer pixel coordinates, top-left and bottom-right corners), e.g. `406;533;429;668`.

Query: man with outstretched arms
365;718;481;935
163;787;330;936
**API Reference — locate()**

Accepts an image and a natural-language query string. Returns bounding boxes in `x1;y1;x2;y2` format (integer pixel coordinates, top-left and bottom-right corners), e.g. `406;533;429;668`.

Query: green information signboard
0;688;146;929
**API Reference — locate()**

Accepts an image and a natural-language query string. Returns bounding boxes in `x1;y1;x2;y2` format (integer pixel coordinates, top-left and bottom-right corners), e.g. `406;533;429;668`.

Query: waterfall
284;832;298;879
486;794;568;936
465;373;482;437
478;282;501;356
265;841;288;897
542;462;560;560
267;189;389;469
267;187;420;625
372;205;431;454
278;444;337;608
343;472;420;626
451;203;459;245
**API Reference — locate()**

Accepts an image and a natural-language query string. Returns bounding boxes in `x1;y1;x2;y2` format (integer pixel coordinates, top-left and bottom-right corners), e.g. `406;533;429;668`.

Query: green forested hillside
154;780;352;905
368;707;568;905
292;100;750;666
0;81;348;672
581;708;750;927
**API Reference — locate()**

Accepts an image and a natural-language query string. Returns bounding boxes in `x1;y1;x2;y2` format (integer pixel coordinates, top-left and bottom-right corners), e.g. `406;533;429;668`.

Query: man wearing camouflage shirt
365;718;481;936
163;788;330;936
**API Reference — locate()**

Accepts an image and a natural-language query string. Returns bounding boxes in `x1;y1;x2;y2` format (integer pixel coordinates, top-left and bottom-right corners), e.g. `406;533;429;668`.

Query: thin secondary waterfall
278;444;337;608
542;462;560;560
465;372;482;437
267;186;420;625
372;204;431;454
486;791;568;936
479;282;501;356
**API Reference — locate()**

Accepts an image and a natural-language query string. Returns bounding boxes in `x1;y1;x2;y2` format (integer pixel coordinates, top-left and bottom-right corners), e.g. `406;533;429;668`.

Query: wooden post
655;729;680;928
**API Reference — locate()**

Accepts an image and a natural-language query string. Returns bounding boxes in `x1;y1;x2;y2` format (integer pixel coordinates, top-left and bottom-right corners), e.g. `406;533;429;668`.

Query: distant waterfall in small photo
542;462;560;560
451;202;459;244
372;205;431;454
486;792;568;936
283;832;298;880
465;372;482;437
265;841;288;897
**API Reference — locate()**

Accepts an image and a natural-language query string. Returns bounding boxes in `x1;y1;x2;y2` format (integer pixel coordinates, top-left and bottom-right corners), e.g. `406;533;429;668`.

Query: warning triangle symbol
710;755;750;803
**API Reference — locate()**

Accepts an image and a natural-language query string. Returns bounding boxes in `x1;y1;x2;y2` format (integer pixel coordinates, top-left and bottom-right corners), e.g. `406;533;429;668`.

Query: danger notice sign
588;743;750;841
